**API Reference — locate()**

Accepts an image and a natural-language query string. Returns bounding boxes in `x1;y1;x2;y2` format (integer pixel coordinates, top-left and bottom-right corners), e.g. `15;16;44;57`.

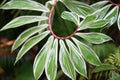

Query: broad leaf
76;33;112;44
12;24;48;51
72;38;101;66
91;1;109;10
92;64;116;73
61;11;79;25
118;13;120;30
79;14;97;30
15;31;50;63
45;39;58;80
66;40;87;78
60;0;94;18
1;0;49;12
33;36;54;80
104;6;119;26
59;40;76;80
0;16;48;31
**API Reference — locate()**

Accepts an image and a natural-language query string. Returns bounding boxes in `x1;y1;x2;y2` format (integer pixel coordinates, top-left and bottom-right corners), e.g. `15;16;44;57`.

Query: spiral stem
48;0;78;40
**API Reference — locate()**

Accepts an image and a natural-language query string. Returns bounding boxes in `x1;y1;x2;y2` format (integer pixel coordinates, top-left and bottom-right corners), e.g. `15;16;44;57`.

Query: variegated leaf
60;0;94;18
66;40;87;78
93;4;112;19
59;40;76;80
76;33;112;44
45;39;58;80
88;19;109;29
104;6;119;26
61;11;79;25
15;31;50;63
1;0;49;12
79;14;97;30
12;24;48;51
91;1;109;10
33;36;54;80
72;38;101;66
0;16;48;31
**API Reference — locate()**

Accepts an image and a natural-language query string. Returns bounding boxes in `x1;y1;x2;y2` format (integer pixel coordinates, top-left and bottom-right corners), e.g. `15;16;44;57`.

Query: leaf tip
33;72;39;80
14;59;18;66
0;28;4;31
11;46;15;52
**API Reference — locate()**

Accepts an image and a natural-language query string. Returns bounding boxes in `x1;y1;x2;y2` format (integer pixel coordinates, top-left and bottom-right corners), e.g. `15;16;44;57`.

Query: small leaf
104;6;119;26
92;64;116;73
12;24;48;51
1;0;49;12
91;1;109;10
118;13;120;30
15;31;50;63
66;40;87;78
60;0;94;18
59;40;76;80
61;11;79;25
77;33;112;44
45;39;58;80
72;38;101;66
79;14;97;30
0;16;48;31
33;36;54;80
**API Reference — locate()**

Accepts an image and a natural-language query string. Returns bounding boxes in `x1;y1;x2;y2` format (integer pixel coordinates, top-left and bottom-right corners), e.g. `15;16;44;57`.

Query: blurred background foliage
0;0;120;80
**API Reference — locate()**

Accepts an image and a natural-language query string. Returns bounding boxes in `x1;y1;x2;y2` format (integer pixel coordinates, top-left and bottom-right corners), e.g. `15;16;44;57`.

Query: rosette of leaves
91;0;120;30
0;0;112;80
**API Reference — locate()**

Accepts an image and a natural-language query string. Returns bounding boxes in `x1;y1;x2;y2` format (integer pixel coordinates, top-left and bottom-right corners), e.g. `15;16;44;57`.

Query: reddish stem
48;0;78;40
109;0;120;7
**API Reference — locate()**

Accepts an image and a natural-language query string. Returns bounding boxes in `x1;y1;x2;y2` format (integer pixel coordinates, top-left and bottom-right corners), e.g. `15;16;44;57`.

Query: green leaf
79;14;97;30
15;31;50;63
92;64;116;73
109;71;120;80
59;40;76;80
45;39;58;80
12;24;48;51
118;13;120;30
1;0;49;12
72;38;101;66
88;19;109;29
93;4;112;19
60;0;94;18
77;33;112;44
79;14;109;30
33;36;54;80
79;19;109;30
0;16;48;31
61;11;79;25
104;6;119;26
66;40;87;78
91;1;109;10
